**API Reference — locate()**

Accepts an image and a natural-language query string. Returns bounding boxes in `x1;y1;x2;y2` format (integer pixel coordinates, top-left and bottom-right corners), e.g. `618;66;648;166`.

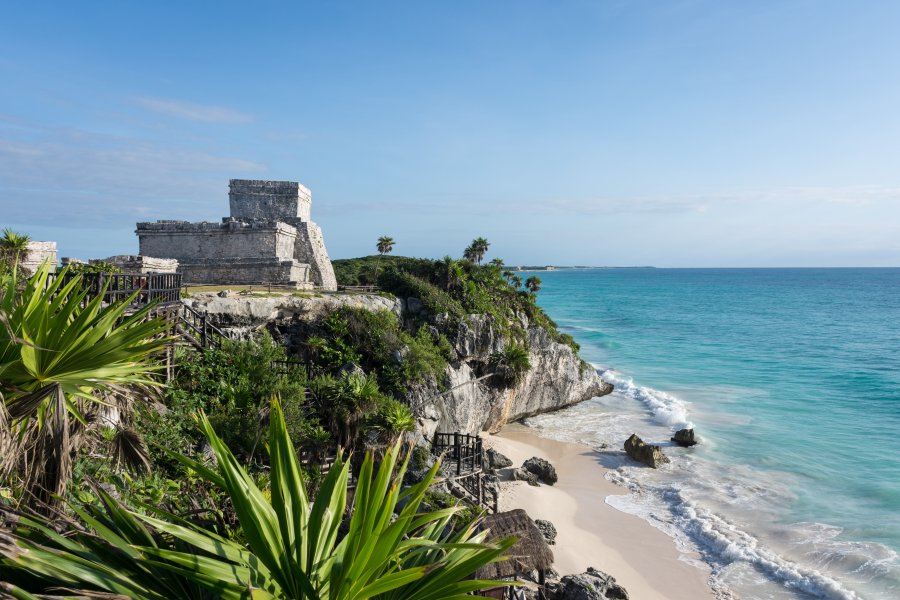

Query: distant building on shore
135;179;337;290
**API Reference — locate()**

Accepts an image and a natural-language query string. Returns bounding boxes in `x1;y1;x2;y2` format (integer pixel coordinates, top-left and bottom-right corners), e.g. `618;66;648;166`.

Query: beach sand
485;423;715;600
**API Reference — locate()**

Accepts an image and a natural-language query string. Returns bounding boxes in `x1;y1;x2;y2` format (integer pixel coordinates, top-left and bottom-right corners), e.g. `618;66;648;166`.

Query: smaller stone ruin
20;241;57;274
95;255;179;274
135;179;337;290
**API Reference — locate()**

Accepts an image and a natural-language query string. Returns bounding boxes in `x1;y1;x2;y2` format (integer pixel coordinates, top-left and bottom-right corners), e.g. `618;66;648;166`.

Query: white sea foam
524;369;899;599
604;471;868;600
599;369;694;430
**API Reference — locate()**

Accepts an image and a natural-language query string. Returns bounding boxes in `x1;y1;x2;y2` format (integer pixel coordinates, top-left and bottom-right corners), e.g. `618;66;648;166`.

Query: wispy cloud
0;119;267;226
134;96;253;124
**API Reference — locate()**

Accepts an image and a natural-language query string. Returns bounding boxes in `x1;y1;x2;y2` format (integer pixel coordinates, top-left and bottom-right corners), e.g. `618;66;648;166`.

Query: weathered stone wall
20;241;57;274
178;258;312;287
134;178;336;290
137;220;298;262
285;220;337;291
229;179;311;221
96;255;179;273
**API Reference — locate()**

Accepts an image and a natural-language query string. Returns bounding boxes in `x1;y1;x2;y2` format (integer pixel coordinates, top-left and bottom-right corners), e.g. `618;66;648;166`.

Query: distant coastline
510;265;657;271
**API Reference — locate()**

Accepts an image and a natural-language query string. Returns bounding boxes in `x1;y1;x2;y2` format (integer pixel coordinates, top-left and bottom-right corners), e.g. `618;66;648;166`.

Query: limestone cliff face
186;292;612;435
408;315;612;437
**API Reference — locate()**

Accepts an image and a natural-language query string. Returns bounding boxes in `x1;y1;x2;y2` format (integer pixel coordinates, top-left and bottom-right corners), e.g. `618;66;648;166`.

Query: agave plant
0;262;171;508
1;397;513;599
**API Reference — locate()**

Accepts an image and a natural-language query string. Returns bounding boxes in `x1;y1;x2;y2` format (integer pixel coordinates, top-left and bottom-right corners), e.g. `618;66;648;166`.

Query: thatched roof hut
474;509;554;580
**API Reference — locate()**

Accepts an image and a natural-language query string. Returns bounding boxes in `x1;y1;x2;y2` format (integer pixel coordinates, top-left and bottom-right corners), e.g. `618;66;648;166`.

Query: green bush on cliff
336;254;580;353
308;306;450;396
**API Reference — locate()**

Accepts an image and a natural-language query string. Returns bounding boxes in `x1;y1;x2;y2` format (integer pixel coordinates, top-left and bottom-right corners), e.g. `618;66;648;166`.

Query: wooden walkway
432;432;497;513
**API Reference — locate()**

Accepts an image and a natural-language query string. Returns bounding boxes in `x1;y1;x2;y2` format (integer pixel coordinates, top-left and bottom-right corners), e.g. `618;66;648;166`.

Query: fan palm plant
0;262;171;509
0;397;513;599
0;228;31;273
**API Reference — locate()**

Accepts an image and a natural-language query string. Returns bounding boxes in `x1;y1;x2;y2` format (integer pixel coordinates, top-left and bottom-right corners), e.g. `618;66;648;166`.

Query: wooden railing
432;432;484;476
270;359;318;378
432;432;497;513
50;272;182;307
177;304;226;350
337;285;380;293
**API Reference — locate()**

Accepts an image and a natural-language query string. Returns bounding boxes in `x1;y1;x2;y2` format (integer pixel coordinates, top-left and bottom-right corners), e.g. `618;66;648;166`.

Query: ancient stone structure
95;255;179;274
136;179;337;290
20;241;57;274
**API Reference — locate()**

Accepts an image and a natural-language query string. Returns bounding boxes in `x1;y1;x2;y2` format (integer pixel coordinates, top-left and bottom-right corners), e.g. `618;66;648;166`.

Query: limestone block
20;241;57;274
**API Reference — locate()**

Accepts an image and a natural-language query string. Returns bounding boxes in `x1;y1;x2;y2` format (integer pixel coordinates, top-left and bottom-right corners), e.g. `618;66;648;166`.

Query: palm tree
0;398;513;599
509;274;523;289
464;237;490;265
373;235;395;283
376;235;394;256
489;258;504;268
0;228;31;273
525;275;542;293
0;263;171;510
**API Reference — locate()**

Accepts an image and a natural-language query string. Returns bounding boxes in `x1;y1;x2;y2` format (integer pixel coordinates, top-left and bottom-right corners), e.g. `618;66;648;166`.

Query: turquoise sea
525;268;899;600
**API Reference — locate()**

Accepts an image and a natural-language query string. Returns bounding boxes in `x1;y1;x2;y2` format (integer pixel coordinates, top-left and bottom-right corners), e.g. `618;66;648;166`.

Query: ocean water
523;268;900;600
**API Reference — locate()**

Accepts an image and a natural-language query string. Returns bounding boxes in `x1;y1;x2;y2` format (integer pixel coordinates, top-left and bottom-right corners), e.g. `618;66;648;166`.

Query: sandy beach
485;423;715;600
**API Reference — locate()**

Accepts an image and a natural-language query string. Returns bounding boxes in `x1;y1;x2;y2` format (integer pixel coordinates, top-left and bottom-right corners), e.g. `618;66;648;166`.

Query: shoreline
484;422;716;600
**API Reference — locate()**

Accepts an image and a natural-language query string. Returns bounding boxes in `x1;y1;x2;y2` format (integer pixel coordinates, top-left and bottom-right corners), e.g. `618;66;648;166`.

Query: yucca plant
0;262;171;508
0;397;513;599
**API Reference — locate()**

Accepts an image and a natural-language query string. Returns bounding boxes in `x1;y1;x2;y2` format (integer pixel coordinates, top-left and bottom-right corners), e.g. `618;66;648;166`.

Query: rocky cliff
186;292;612;436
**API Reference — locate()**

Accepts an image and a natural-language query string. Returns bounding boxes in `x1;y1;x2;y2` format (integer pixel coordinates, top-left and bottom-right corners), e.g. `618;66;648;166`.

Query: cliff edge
187;292;612;436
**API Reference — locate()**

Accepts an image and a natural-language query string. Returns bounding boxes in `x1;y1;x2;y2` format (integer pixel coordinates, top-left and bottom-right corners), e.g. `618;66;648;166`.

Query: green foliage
65;261;123;274
368;397;416;443
318;307;450;396
376;235;395;256
0;398;513;599
0;227;31;273
333;255;437;287
141;333;309;467
0;262;171;509
489;345;532;385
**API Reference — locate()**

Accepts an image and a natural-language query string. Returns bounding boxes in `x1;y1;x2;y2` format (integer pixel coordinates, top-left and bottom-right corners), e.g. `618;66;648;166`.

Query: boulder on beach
512;467;540;486
523;456;558;485
551;567;629;600
623;433;669;468
671;428;698;447
484;447;513;470
534;518;557;545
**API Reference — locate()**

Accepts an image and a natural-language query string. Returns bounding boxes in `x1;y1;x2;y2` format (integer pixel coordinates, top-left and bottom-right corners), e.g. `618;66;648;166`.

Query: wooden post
454;432;461;476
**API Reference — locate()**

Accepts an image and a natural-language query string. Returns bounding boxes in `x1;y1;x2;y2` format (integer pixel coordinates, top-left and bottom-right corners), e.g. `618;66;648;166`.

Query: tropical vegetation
1;262;170;511
0;398;512;599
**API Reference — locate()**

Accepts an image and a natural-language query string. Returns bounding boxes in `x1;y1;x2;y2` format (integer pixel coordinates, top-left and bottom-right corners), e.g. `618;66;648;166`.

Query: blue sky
2;1;899;266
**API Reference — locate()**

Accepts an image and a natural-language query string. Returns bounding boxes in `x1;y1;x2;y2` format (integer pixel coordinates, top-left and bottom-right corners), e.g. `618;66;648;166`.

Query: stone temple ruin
136;179;337;290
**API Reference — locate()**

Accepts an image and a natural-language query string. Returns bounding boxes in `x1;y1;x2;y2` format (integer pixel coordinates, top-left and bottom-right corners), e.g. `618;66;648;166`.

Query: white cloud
0;120;267;226
134;96;253;124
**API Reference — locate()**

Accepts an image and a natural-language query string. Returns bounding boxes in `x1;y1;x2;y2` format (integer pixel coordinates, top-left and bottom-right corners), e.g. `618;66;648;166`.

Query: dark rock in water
512;467;540;486
523;456;558;485
534;518;557;545
671;428;697;447
553;567;629;599
624;433;669;468
484;447;513;470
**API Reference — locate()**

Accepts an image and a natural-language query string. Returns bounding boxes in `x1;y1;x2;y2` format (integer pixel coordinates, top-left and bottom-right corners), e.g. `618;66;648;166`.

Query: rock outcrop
484;448;513;470
550;567;629;599
623;434;669;468
410;317;612;436
523;457;558;485
187;293;613;435
671;428;698;447
534;518;557;545
512;467;540;486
